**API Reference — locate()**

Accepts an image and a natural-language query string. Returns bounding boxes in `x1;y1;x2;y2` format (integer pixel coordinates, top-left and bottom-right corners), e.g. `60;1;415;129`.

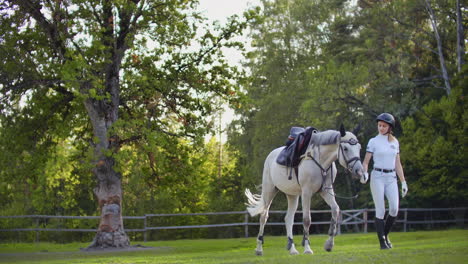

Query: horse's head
338;125;365;182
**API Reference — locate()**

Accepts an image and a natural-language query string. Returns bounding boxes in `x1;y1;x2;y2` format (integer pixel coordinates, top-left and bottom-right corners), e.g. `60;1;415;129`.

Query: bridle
305;136;363;199
304;137;361;177
338;137;361;174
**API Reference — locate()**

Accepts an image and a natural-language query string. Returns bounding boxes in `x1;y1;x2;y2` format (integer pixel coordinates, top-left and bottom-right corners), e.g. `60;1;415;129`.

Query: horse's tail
245;149;277;217
245;188;265;217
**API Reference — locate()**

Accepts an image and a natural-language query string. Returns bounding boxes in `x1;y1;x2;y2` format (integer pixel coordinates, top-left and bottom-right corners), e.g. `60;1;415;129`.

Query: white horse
245;125;367;255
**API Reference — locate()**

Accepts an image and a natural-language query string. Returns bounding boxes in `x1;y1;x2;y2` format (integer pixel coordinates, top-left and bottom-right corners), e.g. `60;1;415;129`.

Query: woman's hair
388;127;396;142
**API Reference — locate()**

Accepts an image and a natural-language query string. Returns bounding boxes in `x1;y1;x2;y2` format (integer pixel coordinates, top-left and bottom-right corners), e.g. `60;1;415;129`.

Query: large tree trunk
83;96;130;249
82;36;129;247
81;0;132;248
93;171;129;248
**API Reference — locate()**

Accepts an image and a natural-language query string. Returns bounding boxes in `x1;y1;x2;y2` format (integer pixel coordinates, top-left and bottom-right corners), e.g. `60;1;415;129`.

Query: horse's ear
352;124;361;135
339;124;346;137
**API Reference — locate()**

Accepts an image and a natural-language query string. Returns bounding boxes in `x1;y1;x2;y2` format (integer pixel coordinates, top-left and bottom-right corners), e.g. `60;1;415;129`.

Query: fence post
35;217;39;243
338;211;342;235
404;209;408;232
144;215;147;242
244;212;249;238
363;209;368;233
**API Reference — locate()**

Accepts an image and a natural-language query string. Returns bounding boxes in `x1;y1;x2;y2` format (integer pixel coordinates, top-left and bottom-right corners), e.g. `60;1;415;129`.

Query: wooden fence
0;207;466;242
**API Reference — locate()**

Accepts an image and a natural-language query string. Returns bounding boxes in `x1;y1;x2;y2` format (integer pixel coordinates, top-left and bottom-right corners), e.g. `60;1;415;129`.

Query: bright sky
197;0;260;66
197;0;260;141
198;0;259;24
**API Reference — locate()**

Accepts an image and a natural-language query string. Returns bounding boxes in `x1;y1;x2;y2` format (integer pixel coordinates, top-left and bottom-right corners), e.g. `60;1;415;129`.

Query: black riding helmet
376;113;395;128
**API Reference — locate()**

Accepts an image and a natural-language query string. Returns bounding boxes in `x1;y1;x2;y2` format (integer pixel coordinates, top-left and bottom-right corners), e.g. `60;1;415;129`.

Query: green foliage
0;0;465;243
0;0;249;240
399;69;468;207
230;0;466;211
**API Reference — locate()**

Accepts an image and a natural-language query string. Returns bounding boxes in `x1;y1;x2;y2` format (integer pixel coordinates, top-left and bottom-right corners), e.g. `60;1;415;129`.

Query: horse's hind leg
320;189;340;252
285;194;300;255
255;187;278;256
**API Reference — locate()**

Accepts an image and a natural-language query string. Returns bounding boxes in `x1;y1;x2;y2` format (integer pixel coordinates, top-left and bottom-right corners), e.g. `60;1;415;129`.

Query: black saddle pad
276;127;317;167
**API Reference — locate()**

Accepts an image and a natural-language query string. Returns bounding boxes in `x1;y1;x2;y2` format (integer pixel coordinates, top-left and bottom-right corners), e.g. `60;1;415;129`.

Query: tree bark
82;0;135;249
456;0;465;73
82;16;129;246
83;95;129;249
424;0;451;95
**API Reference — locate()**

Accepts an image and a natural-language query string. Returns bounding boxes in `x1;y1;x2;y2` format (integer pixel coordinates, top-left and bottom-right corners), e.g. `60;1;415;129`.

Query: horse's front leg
320;188;340;252
301;191;314;255
285;194;300;255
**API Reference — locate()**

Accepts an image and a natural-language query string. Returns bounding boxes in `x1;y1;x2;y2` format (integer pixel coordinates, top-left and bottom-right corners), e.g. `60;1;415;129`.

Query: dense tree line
0;0;466;243
229;0;466;213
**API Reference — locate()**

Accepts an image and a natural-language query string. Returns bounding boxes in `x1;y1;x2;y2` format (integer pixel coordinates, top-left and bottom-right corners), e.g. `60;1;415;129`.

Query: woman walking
362;113;408;249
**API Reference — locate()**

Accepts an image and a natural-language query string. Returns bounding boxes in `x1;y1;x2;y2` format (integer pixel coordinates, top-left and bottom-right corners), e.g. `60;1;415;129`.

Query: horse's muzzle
352;165;364;180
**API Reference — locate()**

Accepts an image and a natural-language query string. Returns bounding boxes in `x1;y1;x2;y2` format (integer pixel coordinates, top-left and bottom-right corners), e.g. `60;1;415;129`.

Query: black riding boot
375;218;390;250
384;215;396;248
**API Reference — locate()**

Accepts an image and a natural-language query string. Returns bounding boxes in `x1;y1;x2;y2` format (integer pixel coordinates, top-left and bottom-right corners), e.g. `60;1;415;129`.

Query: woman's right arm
363;152;372;173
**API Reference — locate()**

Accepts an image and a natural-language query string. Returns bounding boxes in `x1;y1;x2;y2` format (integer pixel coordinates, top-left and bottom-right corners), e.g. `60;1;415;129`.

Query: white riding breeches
370;170;399;219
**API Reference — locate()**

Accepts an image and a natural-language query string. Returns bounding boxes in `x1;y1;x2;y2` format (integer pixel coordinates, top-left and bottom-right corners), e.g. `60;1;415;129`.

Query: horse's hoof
324;240;334;252
288;243;299;255
304;249;314;255
255;250;263;256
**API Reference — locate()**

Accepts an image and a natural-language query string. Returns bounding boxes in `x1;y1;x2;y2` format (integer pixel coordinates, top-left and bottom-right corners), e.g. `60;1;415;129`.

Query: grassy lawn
0;229;467;264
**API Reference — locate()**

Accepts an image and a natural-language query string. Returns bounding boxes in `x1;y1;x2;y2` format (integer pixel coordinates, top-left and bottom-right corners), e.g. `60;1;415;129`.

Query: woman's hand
401;181;408;197
361;172;369;184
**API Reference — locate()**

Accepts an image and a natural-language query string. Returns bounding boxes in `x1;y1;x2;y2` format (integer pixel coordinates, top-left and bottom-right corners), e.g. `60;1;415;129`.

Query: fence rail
0;207;466;242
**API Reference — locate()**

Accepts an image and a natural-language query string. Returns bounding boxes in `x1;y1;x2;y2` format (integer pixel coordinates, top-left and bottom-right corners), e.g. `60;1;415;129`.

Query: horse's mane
310;130;341;146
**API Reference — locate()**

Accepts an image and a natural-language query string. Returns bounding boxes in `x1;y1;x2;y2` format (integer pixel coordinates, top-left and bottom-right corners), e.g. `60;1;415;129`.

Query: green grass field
0;229;467;264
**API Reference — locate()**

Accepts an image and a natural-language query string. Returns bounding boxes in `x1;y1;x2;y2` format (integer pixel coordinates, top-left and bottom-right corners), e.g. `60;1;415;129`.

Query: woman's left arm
395;154;405;182
396;154;408;197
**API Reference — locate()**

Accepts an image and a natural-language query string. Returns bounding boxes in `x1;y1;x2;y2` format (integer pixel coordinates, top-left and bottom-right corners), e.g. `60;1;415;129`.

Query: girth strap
306;151;332;192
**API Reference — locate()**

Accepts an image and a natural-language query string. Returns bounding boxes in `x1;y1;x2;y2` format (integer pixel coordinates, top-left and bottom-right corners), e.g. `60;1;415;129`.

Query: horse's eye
344;147;348;151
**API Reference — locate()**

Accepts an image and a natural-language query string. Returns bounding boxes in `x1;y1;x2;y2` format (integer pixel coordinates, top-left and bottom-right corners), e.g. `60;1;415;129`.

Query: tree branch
16;0;66;60
424;0;451;95
338;95;379;117
456;0;465;72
